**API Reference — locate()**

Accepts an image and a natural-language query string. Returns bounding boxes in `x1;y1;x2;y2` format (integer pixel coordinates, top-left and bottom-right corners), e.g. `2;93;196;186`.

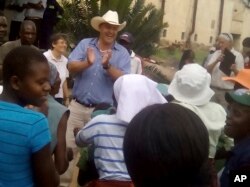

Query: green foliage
55;0;167;56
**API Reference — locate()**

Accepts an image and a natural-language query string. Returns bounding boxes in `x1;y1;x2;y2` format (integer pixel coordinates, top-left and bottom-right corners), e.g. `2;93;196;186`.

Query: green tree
56;0;167;57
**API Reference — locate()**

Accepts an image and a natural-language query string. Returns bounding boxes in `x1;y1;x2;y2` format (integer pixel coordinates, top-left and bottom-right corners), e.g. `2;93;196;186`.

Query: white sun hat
168;63;214;106
114;74;167;123
91;10;126;32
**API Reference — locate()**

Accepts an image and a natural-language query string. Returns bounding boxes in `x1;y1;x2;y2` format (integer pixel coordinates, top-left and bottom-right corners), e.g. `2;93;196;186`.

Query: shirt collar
89;38;120;51
49;49;63;62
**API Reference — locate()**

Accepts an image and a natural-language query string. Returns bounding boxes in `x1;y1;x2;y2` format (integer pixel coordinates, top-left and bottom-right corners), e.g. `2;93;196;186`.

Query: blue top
220;137;250;187
0;101;51;187
68;38;131;105
47;95;69;151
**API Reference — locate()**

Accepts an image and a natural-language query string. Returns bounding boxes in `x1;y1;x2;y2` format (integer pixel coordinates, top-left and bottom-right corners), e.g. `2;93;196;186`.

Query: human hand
87;47;95;65
216;53;224;63
73;127;81;137
102;49;112;66
230;63;238;74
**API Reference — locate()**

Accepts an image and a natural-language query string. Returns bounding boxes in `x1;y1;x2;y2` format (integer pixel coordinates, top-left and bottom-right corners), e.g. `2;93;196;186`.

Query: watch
103;63;111;70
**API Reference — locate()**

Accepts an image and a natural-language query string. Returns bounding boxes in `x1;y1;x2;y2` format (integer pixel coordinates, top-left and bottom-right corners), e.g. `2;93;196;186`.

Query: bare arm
102;50;124;80
54;111;71;174
67;47;95;74
104;65;124;81
32;144;59;187
62;80;69;106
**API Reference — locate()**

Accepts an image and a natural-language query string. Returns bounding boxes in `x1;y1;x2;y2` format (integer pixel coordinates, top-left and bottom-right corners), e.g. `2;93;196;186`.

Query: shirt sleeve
116;49;131;74
235;52;244;70
68;40;87;63
29;116;51;153
75;117;100;147
206;50;220;67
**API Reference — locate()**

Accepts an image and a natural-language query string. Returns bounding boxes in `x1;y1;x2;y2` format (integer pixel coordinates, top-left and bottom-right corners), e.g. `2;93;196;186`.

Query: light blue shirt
68;38;131;105
0;101;51;187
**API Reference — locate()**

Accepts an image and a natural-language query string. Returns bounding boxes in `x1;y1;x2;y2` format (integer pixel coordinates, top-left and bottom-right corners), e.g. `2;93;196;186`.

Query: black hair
20;20;36;33
123;103;210;187
242;37;250;48
49;33;68;49
178;49;195;70
0;11;5;16
2;46;48;86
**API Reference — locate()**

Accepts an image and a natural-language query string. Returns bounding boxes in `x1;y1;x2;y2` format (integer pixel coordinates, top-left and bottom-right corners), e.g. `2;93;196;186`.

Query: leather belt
73;98;96;108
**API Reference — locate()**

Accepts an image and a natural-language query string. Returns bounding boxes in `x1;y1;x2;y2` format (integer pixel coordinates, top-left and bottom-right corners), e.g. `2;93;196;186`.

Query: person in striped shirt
75;74;167;187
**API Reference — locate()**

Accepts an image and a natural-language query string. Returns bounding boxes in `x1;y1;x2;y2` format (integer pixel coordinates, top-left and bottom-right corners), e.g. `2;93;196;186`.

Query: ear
52;42;56;49
10;76;22;91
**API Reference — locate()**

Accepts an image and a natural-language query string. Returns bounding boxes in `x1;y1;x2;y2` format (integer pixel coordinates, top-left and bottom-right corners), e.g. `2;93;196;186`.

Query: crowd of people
0;5;250;187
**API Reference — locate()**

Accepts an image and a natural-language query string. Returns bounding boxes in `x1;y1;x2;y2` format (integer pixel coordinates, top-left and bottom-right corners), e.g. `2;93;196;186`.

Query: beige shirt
0;39;38;65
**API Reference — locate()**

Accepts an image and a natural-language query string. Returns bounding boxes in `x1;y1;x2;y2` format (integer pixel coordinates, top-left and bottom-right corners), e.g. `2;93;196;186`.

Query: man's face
99;23;119;45
0;16;8;39
218;36;231;51
20;25;36;45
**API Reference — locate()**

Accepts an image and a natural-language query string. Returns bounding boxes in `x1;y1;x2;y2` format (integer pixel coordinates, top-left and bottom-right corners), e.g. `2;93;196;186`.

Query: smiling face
224;102;250;143
99;23;119;45
52;38;68;54
14;62;51;107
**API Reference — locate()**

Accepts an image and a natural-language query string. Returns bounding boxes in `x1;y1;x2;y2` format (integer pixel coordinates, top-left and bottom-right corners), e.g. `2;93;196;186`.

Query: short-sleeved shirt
10;0;27;22
68;38;131;105
76;114;131;181
207;48;244;89
0;101;51;187
43;50;69;99
0;39;38;65
220;138;250;187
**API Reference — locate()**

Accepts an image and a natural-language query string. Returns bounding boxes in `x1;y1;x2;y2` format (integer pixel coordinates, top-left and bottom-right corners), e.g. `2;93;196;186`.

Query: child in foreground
0;46;59;187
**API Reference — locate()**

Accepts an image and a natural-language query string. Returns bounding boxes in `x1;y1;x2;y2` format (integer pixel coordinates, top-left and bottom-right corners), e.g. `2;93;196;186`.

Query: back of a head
123;103;210;187
2;46;47;86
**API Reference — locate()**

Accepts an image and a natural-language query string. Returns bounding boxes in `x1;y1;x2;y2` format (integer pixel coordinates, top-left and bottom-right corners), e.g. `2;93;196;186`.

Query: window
163;29;167;37
209;36;213;43
181;32;185;40
194;34;198;41
211;20;215;29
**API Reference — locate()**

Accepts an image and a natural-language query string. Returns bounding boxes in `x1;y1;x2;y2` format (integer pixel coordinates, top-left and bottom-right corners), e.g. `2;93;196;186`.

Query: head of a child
2;46;51;107
123;103;210;187
224;89;250;144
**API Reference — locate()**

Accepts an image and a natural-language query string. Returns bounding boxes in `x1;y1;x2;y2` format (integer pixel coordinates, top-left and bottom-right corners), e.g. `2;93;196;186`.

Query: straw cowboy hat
91;10;126;32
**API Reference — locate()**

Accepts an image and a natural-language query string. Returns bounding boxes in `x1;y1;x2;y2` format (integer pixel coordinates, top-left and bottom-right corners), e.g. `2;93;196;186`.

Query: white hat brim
91;17;126;32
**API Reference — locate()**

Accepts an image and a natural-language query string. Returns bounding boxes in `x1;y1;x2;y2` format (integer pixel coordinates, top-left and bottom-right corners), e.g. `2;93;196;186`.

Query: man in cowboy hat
60;10;130;186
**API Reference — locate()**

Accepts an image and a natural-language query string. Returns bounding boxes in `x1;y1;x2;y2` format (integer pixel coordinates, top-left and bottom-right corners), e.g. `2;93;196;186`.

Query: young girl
0;46;59;187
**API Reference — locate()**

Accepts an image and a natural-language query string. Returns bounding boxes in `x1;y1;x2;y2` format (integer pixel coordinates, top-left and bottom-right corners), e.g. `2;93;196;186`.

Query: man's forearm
104;65;124;81
67;61;91;74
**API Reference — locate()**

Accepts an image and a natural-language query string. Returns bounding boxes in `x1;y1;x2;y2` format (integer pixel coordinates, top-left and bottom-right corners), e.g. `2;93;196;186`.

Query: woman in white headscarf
75;74;167;187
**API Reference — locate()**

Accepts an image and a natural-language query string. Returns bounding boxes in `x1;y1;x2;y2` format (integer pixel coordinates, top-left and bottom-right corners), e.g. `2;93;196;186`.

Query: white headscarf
114;74;167;123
